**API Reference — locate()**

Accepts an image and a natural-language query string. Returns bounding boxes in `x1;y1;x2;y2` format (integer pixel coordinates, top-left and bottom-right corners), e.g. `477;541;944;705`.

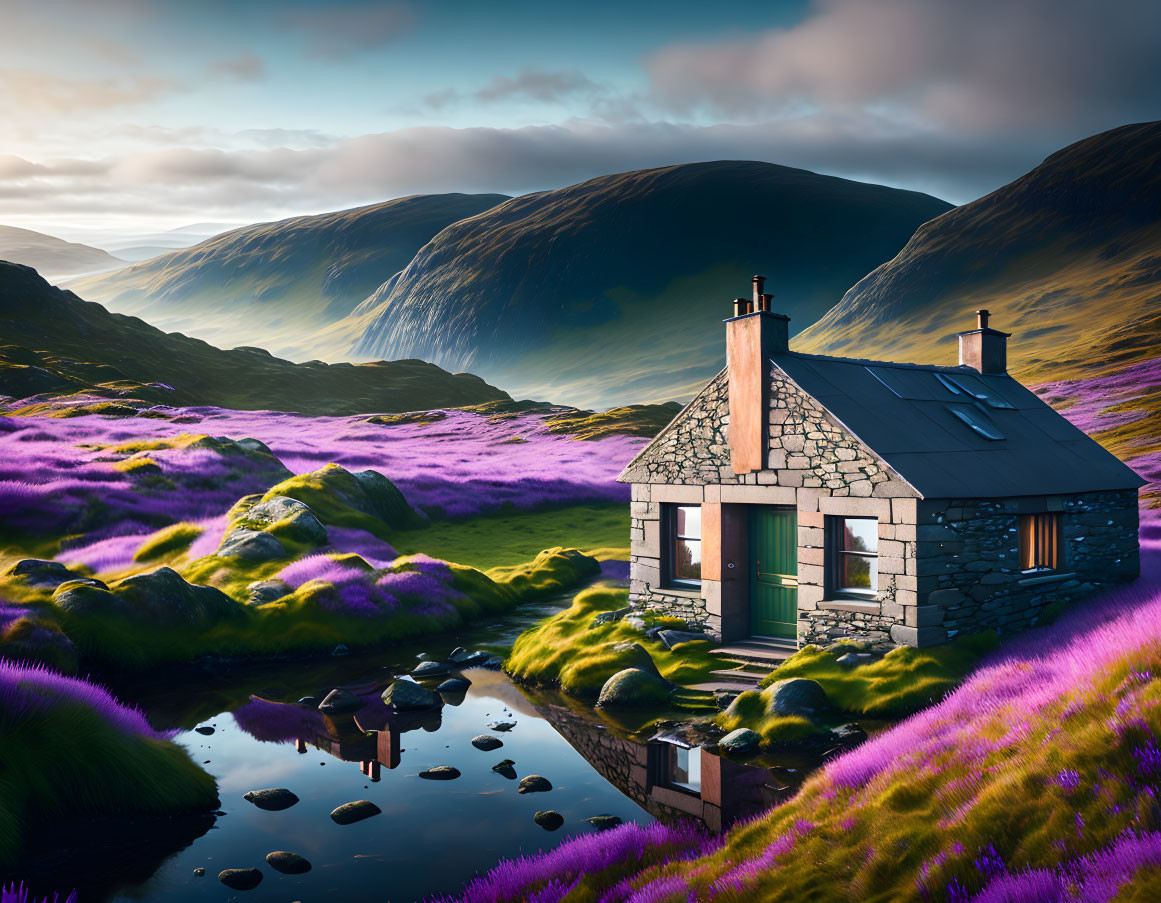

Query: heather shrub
505;586;718;698
0;662;218;869
758;631;999;718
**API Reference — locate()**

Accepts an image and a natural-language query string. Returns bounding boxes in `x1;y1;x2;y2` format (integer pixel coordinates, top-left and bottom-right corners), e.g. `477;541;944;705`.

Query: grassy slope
70;193;509;360
347;161;950;408
795;121;1161;386
0;225;123;280
0;262;510;415
386;503;630;570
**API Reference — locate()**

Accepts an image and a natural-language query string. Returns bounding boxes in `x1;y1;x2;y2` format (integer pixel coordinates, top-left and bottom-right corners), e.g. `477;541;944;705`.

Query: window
1020;513;1061;571
649;742;701;794
666;504;701;586
830;516;878;595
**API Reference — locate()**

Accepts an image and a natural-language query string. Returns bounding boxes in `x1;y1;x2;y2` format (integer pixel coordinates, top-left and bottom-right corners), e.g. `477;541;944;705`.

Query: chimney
726;276;790;474
957;308;1010;374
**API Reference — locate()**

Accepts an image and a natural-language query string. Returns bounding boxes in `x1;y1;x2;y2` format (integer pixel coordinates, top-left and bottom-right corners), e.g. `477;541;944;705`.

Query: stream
13;591;820;903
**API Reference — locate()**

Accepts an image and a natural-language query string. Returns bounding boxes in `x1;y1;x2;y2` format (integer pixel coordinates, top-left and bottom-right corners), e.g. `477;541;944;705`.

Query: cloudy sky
3;0;1159;241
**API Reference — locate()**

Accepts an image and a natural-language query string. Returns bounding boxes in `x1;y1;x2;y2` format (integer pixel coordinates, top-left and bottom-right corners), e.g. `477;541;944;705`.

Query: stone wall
624;365;917;646
911;489;1140;642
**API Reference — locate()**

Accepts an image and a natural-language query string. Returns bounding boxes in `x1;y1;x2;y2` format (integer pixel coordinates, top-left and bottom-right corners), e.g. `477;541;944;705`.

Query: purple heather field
0;402;646;574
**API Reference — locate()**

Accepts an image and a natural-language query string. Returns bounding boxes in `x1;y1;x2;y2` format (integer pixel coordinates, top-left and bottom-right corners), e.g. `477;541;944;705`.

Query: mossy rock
235;495;328;546
259;464;424;537
762;678;830;716
597;667;672;708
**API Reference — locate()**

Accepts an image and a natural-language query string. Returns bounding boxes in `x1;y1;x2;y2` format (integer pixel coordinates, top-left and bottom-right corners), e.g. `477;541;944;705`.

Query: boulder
330;800;381;824
447;646;471;663
111;567;241;627
609;643;664;679
419;766;461;780
217;528;286;562
382;679;441;710
265;851;311;874
471;735;503;751
657;629;709;649
318;688;362;714
242;788;299;811
598;668;671;708
437;677;471;693
53;581;120;615
585;815;623;831
836;652;874;668
351;468;426;529
517;775;552;794
488;721;516;732
194;725;214;735
492;759;517;780
246;579;291;605
412;660;450;678
218;868;262;890
534;810;564;831
4;559;81;587
235;437;274;455
718;728;761;755
238;496;328;546
764;678;830;716
458;651;493;667
590;607;632;628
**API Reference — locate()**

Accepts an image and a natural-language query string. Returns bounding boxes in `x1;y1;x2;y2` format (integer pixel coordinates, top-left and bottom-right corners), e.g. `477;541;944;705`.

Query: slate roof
773;351;1145;499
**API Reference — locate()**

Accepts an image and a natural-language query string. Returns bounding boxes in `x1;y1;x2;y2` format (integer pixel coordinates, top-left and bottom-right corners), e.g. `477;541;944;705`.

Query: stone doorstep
710;638;798;667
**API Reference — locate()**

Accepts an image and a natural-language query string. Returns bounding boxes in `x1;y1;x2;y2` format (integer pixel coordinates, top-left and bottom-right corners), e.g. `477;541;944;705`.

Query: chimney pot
733;297;747;317
761;293;773;312
752;275;766;306
977;308;990;329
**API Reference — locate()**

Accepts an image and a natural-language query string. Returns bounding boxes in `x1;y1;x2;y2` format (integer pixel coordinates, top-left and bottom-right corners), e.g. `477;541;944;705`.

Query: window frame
647;742;701;796
664;503;702;588
1019;512;1063;573
827;515;880;599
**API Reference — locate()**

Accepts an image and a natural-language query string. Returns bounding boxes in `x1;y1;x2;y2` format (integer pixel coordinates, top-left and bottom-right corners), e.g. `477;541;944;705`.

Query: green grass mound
715;684;832;747
133;522;204;563
759;632;999;718
0;663;218;869
257;463;425;538
543;401;683;440
505;586;719;699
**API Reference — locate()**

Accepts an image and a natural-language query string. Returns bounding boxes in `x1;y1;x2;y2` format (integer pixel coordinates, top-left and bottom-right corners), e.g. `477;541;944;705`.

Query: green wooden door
749;507;798;639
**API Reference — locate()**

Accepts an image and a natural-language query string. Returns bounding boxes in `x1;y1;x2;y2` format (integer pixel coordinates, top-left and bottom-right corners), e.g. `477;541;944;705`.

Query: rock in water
597;668;672;708
518;775;552;794
242;788;300;811
382;679;441;710
488;721;516;732
585;815;623;831
218;868;263;890
447;646;471;663
194;725;214;735
437;677;471;693
492;759;517;780
412;660;451;678
266;850;312;874
318;688;362;714
764;678;830;716
471;735;503;751
419;766;461;780
534;810;564;831
718;728;761;755
330;800;381;824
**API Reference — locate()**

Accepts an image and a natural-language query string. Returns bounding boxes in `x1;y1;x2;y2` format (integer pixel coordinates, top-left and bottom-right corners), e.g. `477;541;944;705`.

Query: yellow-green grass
0;685;218;868
505;585;719;698
714;690;831;746
757;633;999;719
387;502;630;571
133;522;204;563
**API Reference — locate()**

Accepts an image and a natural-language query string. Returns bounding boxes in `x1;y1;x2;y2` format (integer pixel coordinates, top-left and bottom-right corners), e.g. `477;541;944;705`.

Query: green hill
0;262;509;415
71;193;509;361
343;161;951;408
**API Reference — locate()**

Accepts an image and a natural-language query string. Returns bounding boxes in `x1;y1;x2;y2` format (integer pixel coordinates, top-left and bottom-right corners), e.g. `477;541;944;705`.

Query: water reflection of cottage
534;698;792;833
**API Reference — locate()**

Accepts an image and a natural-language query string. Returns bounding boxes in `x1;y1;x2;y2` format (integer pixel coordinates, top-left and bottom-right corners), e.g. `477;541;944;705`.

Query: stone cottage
618;277;1143;651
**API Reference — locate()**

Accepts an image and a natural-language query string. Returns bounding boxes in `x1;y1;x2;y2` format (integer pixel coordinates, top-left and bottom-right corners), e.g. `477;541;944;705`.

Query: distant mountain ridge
0;262;509;416
794;120;1161;383
342;161;951;408
72;193;510;360
0;225;125;280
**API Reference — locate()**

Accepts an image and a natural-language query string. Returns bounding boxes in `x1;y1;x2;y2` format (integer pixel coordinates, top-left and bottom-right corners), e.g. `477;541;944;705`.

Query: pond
11;592;813;903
